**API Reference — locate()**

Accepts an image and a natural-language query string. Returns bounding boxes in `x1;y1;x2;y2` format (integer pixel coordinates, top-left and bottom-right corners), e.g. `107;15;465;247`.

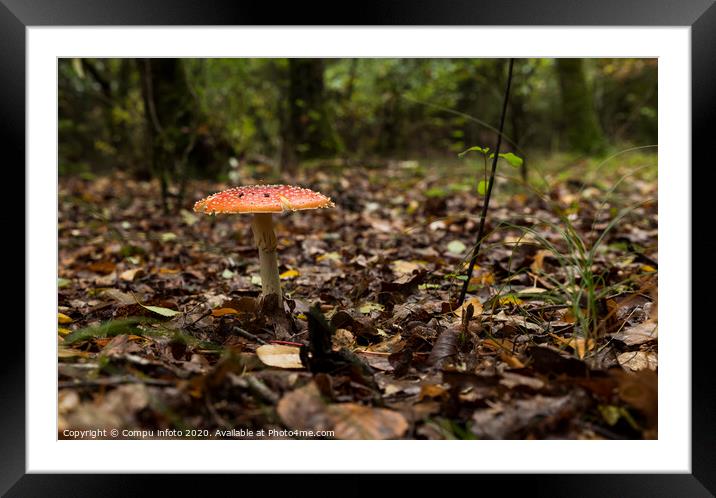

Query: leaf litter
58;160;657;439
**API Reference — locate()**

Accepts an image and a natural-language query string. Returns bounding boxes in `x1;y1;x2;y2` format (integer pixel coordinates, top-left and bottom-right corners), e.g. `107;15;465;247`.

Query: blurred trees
59;57;657;182
283;59;341;171
555;59;606;154
138;58;198;211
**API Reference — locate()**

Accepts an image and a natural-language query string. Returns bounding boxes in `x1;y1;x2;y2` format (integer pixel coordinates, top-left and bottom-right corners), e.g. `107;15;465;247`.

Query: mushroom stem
251;213;282;302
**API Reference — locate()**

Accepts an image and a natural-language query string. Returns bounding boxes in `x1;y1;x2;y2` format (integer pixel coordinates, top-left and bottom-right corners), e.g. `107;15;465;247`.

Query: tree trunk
285;59;340;168
555;59;606;154
138;58;198;212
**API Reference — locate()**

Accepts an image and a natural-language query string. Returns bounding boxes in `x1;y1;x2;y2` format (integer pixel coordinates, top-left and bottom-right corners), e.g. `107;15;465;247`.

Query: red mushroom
194;185;334;303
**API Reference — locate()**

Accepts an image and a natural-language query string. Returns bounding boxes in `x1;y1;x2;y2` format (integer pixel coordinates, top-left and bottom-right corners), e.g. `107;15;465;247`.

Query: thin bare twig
58;376;175;389
458;58;515;307
233;326;269;345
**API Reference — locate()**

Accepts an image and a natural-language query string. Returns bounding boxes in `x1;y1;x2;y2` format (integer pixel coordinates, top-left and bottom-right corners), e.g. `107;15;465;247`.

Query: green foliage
490;152;523;167
458;145;490;158
477;179;488;195
58;58;657;179
459;146;523;168
492;148;656;350
555;59;606;154
63;317;155;345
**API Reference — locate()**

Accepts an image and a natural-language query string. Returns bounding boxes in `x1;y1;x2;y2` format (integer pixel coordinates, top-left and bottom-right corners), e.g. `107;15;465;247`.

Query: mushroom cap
193;184;335;214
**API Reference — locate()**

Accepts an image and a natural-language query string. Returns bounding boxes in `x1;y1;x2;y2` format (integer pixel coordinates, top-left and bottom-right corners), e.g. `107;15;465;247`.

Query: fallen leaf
530;249;554;273
212;307;239;317
528;345;589;377
359;302;384;314
120;268;144;282
549;333;596;359
144;305;181;317
447;240;467;255
102;288;136;305
330;403;408;440
428;328;458;367
391;260;421;277
58;347;93;358
221;297;257;313
277;382;408;439
58;313;73;324
365;333;404;353
316;252;341;263
453;297;483;317
418;383;449;401
500;351;525;369
100;334;142;357
256;344;304;369
483;338;515;354
618;351;657;371
498;295;523;306
491;311;542;331
280;269;300;279
614;369;658;431
87;261;116;274
332;328;355;349
612;322;657;346
468;269;495;287
180;209;198;226
133;295;181;318
472;393;586;439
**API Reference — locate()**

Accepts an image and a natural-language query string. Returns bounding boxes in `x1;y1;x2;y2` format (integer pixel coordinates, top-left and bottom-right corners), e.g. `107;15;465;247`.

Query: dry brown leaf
87;261;116;274
427;328;458;367
256;344;304;369
100;334;142;357
530;249;554;273
491;311;542;331
102;288;136;305
472;393;585;439
329;403;408;440
613;322;658;346
391;260;422;277
483;338;515;352
500;351;525;369
332;328;355;349
120;268;144;282
418;383;449;401
549;333;596;359
618;351;657;371
277;382;408;439
365;333;404;353
212;307;239;317
453;297;483;317
615;369;658;431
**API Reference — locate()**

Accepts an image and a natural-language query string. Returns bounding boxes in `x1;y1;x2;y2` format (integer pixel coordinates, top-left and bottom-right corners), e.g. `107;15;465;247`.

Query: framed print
3;0;714;494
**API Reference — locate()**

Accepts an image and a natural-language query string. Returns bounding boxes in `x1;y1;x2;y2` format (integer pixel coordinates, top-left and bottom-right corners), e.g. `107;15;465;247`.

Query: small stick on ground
229;373;279;405
233;326;269;345
58;376;175;389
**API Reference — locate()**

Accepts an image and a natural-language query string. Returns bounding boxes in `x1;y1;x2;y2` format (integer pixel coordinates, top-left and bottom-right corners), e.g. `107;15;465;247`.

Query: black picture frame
3;0;713;494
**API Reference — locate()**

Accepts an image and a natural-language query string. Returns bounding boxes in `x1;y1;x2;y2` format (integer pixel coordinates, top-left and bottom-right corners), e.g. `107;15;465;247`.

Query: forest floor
58;154;658;440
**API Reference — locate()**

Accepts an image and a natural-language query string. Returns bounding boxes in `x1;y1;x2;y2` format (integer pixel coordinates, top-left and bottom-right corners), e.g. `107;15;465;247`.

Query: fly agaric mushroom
193;185;334;303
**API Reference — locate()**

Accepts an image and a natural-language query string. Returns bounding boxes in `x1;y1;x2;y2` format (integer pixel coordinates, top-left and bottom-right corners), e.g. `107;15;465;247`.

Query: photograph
57;56;659;441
